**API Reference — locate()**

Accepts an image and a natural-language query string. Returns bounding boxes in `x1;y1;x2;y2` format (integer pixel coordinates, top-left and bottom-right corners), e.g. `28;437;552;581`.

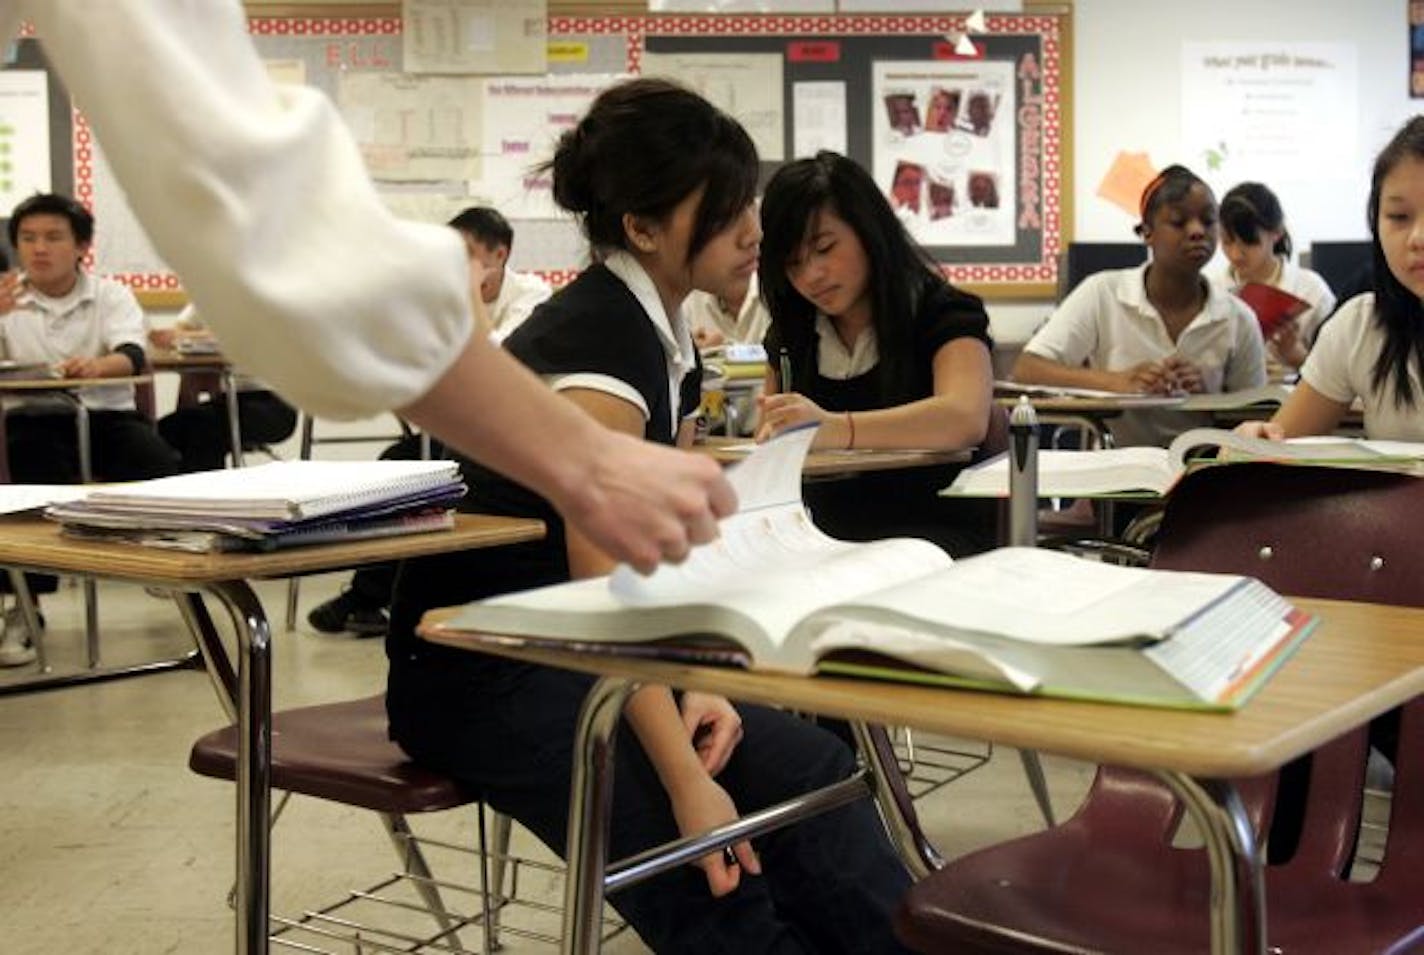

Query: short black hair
8;192;94;248
1219;182;1292;257
447;206;514;252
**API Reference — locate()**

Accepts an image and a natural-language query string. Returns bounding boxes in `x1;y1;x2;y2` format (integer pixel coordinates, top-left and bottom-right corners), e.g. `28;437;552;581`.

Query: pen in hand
778;347;792;394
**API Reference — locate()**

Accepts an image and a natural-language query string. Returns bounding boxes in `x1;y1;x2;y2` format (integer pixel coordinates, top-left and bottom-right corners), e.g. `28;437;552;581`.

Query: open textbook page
427;425;1314;710
944;428;1424;498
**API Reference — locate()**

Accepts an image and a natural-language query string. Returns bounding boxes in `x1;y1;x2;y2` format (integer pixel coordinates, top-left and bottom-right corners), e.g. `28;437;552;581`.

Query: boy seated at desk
1012;165;1266;447
454;206;552;343
151;304;297;472
0;192;181;666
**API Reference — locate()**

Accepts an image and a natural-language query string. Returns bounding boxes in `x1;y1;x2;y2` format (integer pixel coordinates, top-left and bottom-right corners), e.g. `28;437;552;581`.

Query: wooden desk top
0;374;153;392
149;350;230;371
0;513;544;584
994;395;1186;414
420;596;1424;779
697;436;970;476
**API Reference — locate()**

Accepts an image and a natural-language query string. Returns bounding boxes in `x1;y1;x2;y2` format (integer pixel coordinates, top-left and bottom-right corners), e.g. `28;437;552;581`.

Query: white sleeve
98;281;148;353
1224;305;1268;391
1021;276;1101;366
20;0;473;420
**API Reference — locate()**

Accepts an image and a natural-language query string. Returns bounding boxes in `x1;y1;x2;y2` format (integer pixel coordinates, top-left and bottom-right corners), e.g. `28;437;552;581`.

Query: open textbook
423;424;1314;711
943;427;1424;499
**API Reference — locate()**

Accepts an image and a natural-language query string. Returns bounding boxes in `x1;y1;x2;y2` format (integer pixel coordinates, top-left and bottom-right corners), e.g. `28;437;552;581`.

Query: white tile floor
0;574;1101;954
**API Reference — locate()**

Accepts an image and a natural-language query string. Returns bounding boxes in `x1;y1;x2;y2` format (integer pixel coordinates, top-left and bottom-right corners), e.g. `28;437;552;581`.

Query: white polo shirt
489;268;553;342
2;271;146;411
1023;262;1267;446
1300;292;1424;441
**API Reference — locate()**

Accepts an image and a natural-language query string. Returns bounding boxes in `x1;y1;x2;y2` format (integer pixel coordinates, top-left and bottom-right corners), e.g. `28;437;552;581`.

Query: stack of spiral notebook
45;459;466;553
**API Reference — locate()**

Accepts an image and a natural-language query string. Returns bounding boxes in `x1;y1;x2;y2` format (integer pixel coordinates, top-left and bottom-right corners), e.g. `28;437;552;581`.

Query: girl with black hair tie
1216;181;1335;370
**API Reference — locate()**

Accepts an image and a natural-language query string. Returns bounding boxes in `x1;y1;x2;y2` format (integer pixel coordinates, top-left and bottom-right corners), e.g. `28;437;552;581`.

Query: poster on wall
871;58;1015;247
1180;42;1357;184
472;73;624;219
1412;0;1424;97
0;71;50;211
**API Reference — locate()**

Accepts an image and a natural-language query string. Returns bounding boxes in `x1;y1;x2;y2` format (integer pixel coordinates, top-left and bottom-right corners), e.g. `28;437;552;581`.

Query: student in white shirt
1013;164;1267;446
447;207;552;342
0;193;181;666
1215;181;1336;370
687;271;771;348
1238;116;1424;443
6;0;735;577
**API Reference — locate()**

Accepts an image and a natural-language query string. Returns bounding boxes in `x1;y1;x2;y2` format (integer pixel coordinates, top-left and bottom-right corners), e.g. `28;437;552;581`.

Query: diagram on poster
0;71;50;210
871;59;1015;247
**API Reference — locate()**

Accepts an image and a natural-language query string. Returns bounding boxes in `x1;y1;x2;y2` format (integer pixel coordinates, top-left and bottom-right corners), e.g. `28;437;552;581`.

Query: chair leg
284;579;299;632
486;806;513;948
1019;749;1056;827
381;811;474;952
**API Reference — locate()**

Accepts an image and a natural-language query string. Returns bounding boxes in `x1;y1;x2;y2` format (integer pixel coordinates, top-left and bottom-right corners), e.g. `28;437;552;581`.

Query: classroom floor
0;576;1384;954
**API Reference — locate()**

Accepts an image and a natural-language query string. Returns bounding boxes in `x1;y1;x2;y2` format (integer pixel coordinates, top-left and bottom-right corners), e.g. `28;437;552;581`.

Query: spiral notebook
74;459;464;521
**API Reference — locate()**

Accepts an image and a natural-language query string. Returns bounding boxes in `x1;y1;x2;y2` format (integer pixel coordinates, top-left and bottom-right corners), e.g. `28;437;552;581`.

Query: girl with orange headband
1012;164;1267;446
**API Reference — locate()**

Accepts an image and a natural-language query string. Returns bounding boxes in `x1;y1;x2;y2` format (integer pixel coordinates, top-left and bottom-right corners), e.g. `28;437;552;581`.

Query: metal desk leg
850;722;943;879
62;395;104;668
561;676;640;955
204;580;273;955
1155;772;1264;955
223;369;245;468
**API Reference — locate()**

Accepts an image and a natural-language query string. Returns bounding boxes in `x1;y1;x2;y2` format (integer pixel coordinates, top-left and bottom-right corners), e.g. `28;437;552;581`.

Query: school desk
150;349;245;467
420;596;1424;955
0;374;157;665
0;512;545;955
696;435;971;477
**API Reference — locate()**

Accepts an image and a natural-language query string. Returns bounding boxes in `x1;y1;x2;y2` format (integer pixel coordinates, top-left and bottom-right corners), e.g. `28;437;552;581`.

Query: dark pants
385;544;912;955
339;433;443;610
3;408;181;594
388;658;913;955
157;390;297;472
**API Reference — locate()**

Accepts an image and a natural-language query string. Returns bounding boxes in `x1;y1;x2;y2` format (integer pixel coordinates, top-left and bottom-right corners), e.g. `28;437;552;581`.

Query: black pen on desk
778;347;792;393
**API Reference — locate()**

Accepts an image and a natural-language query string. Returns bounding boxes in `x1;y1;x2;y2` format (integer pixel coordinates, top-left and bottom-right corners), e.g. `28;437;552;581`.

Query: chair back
1057;242;1147;301
1152;463;1424;608
1307;240;1373;302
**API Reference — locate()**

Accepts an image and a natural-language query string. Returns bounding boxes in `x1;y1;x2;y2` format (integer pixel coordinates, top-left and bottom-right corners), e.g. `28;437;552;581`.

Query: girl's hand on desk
669;773;762;896
755;392;831;444
1161;355;1205;394
680;692;743;777
1233;419;1285;440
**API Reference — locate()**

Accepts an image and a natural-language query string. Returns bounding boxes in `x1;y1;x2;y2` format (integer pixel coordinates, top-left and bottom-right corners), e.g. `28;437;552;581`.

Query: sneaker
0;606;42;667
307;590;389;637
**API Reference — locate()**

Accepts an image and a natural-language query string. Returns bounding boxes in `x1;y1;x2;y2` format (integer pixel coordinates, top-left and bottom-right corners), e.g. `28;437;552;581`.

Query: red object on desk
1234;282;1309;338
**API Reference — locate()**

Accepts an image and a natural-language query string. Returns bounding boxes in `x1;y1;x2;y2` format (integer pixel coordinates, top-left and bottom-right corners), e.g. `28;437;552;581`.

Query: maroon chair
190;694;496;953
895;463;1424;954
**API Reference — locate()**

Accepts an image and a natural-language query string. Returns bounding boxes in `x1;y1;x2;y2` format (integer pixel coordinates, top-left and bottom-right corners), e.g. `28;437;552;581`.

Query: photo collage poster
872;59;1015;248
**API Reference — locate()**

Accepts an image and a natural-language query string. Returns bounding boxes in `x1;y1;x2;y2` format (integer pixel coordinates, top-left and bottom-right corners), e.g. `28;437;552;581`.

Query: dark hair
542;77;758;261
7;192;94;248
447;206;514;251
1366;115;1424;408
1219;182;1292;257
1134;164;1210;237
759;150;945;404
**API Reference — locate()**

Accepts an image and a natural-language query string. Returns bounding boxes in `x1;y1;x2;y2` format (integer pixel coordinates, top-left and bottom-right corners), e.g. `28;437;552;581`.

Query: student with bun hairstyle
1216;181;1336;369
1013;164;1267;446
387;80;913;955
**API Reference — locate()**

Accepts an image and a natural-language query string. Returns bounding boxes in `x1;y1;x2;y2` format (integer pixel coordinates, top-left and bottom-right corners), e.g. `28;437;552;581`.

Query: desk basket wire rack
265;808;627;954
892;728;993;801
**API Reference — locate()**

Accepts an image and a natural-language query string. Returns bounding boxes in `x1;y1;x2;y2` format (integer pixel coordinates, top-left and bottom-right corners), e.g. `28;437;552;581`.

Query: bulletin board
6;7;1071;303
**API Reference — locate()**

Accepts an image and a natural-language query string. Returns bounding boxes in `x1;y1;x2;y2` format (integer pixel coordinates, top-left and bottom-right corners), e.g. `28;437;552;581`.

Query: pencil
778;347;792;393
